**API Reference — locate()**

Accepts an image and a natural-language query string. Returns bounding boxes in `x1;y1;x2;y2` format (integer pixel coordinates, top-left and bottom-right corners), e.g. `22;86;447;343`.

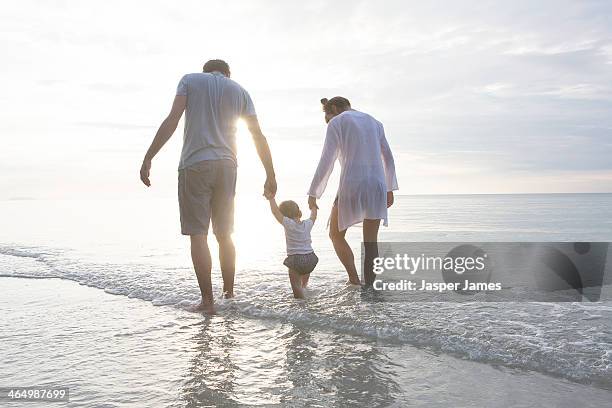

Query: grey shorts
178;159;237;236
283;252;318;275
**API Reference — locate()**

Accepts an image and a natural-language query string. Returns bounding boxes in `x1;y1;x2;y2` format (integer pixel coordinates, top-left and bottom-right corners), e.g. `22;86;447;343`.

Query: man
308;97;398;286
140;59;276;313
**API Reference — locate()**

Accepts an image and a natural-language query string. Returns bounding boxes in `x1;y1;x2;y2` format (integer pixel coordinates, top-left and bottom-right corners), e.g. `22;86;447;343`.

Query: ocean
1;193;611;407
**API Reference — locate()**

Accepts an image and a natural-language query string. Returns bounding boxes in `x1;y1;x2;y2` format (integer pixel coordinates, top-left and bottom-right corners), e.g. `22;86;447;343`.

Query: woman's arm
309;206;318;222
379;123;399;192
267;197;284;224
307;122;340;199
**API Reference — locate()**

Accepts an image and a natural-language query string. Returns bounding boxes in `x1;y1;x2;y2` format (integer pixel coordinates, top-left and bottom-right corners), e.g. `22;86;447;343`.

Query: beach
1;194;612;406
3;1;612;405
2;276;612;407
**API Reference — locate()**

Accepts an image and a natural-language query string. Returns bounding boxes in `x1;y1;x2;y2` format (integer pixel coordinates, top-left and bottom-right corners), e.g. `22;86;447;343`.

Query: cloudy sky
2;0;612;200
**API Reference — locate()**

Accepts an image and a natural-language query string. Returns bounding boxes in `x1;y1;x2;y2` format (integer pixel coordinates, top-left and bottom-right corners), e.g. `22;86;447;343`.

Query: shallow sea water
1;194;611;406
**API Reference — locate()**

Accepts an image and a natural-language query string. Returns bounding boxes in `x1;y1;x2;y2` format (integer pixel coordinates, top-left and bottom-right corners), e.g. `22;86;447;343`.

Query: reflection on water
183;317;239;406
181;315;401;407
281;325;320;404
322;334;400;407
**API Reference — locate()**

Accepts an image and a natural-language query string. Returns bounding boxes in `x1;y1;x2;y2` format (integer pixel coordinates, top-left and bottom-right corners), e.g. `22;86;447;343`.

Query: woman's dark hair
321;96;351;114
203;59;230;76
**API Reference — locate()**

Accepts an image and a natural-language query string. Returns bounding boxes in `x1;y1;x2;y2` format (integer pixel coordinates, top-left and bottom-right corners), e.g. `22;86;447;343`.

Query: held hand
263;189;275;200
264;175;277;198
308;196;318;210
387;191;394;208
140;159;152;187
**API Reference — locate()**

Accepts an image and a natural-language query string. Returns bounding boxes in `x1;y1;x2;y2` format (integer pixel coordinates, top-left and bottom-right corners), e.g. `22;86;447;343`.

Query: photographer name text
373;279;501;292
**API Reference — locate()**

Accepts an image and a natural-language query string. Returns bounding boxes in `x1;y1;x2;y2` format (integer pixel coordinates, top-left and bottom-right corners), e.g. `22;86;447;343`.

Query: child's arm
267;197;284;224
309;206;317;222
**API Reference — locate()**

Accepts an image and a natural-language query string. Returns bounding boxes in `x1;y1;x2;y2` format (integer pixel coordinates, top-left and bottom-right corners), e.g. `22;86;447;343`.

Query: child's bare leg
301;273;310;288
288;269;305;299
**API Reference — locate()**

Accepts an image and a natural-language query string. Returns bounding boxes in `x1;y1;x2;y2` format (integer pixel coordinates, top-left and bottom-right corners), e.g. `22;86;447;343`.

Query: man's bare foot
223;291;234;299
347;279;362;286
187;302;216;314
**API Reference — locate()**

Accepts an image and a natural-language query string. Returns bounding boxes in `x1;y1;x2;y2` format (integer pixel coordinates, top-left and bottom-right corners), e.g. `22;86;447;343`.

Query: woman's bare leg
288;269;305;299
362;219;381;286
329;205;361;284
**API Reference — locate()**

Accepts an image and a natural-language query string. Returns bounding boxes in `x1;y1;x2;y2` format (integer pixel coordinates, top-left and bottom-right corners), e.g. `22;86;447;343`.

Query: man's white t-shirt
176;71;256;169
282;217;314;256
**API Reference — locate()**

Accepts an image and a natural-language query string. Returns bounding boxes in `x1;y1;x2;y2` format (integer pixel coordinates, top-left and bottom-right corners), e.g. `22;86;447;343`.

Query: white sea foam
1;244;611;388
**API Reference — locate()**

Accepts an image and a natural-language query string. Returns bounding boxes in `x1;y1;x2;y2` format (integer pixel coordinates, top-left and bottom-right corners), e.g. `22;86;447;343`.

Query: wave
1;244;611;389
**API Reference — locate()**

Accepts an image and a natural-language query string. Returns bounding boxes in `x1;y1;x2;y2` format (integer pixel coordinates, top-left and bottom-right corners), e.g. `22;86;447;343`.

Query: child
265;195;318;298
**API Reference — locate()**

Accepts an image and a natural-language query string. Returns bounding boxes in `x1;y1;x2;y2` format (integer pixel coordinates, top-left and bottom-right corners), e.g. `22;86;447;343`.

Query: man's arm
244;115;277;197
140;95;186;187
266;196;284;224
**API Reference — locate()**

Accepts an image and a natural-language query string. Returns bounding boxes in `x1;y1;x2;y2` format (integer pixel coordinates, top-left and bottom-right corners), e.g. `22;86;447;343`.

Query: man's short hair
203;59;230;76
321;96;351;114
279;200;300;219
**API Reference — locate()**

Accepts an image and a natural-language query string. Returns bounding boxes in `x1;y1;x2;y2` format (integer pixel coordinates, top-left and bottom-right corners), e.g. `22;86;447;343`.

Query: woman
308;97;398;285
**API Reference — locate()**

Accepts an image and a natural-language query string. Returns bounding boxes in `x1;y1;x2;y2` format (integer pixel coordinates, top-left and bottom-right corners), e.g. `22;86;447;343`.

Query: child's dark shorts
283;252;319;275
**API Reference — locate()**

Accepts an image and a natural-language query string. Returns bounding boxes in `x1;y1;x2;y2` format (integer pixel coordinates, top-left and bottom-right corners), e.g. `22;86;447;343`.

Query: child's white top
307;110;398;231
282;217;314;255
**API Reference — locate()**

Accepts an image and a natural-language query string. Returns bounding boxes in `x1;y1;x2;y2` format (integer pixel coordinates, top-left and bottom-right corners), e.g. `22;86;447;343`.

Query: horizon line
396;192;612;197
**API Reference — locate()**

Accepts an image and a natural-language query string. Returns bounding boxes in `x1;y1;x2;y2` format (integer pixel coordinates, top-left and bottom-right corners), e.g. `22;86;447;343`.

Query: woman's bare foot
187;301;216;314
346;270;362;285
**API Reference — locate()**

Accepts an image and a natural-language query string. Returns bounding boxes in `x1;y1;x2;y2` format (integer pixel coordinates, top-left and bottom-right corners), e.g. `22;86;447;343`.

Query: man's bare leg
288;269;305;299
216;234;235;298
189;234;215;313
363;219;381;287
329;205;361;285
